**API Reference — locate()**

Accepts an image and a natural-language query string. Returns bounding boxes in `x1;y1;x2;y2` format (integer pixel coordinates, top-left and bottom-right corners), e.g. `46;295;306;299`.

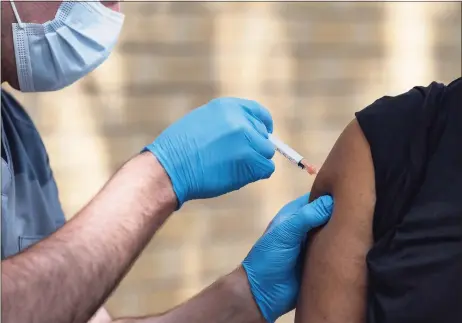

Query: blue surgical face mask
10;0;125;92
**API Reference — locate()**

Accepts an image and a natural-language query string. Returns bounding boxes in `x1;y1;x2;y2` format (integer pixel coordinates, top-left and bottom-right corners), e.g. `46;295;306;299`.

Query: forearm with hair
2;152;177;323
113;267;265;323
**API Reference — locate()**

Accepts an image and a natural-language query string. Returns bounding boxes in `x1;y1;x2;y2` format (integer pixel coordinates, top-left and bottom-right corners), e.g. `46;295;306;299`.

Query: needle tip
300;159;318;175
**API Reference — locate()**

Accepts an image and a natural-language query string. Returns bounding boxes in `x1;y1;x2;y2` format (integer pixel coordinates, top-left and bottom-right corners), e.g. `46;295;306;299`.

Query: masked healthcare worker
1;2;334;323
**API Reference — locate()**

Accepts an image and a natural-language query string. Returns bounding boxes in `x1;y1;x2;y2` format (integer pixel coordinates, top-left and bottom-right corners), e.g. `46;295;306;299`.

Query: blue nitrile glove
144;97;276;208
242;193;334;323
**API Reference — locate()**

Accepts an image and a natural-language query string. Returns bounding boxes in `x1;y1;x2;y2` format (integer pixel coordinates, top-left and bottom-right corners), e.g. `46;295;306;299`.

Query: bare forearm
114;267;265;323
2;153;177;323
295;120;374;323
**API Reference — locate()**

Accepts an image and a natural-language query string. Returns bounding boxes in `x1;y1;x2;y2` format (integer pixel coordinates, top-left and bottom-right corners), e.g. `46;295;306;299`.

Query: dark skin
295;119;376;323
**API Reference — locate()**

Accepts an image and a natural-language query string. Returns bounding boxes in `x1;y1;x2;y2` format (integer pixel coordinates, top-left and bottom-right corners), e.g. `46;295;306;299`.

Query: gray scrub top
1;89;65;259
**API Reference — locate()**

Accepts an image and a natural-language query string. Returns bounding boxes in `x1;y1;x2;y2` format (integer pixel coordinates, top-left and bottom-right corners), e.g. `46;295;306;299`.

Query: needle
268;134;317;175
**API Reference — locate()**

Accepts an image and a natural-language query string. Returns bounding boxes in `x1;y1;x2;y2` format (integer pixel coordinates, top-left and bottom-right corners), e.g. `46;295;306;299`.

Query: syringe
268;134;317;175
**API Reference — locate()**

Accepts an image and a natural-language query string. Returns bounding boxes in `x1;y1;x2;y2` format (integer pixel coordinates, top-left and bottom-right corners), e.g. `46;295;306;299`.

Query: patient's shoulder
296;119;375;322
310;86;428;231
310;118;375;210
355;83;446;176
296;82;455;322
310;81;451;239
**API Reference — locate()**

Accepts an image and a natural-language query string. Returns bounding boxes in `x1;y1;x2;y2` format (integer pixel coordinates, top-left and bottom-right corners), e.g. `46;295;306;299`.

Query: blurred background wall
5;2;461;322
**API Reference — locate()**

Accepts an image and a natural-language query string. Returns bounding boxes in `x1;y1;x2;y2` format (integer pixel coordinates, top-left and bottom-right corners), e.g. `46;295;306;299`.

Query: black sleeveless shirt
356;77;462;323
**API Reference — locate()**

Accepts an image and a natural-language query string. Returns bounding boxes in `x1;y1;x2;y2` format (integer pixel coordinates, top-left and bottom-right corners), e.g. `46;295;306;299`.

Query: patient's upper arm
295;119;376;323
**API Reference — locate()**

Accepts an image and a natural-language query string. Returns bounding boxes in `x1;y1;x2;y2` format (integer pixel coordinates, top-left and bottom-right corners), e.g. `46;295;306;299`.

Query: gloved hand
242;193;334;323
144;97;275;208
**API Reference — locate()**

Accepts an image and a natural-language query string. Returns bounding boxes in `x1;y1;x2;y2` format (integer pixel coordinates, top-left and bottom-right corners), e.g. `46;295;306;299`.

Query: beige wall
7;2;461;322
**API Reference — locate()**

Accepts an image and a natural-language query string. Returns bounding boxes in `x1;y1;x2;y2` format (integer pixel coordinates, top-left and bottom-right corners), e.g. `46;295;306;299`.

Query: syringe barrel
268;134;304;165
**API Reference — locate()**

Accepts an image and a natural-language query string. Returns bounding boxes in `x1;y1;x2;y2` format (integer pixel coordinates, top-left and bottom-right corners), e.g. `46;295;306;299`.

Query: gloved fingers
294;249;304;283
297;233;310;272
279;193;311;214
247;152;276;181
239;99;274;134
243;111;269;138
247;128;276;160
266;193;311;232
292;195;334;233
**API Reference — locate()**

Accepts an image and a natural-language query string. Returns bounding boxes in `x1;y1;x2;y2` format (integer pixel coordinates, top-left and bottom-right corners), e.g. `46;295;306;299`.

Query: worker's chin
101;1;121;12
1;79;20;92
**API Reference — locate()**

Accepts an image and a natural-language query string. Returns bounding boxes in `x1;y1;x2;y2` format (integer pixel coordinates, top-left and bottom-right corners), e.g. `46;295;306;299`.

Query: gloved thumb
292;195;334;234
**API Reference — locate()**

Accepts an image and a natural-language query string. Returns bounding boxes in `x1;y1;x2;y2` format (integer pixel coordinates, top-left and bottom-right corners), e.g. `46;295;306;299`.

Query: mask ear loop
9;0;25;29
